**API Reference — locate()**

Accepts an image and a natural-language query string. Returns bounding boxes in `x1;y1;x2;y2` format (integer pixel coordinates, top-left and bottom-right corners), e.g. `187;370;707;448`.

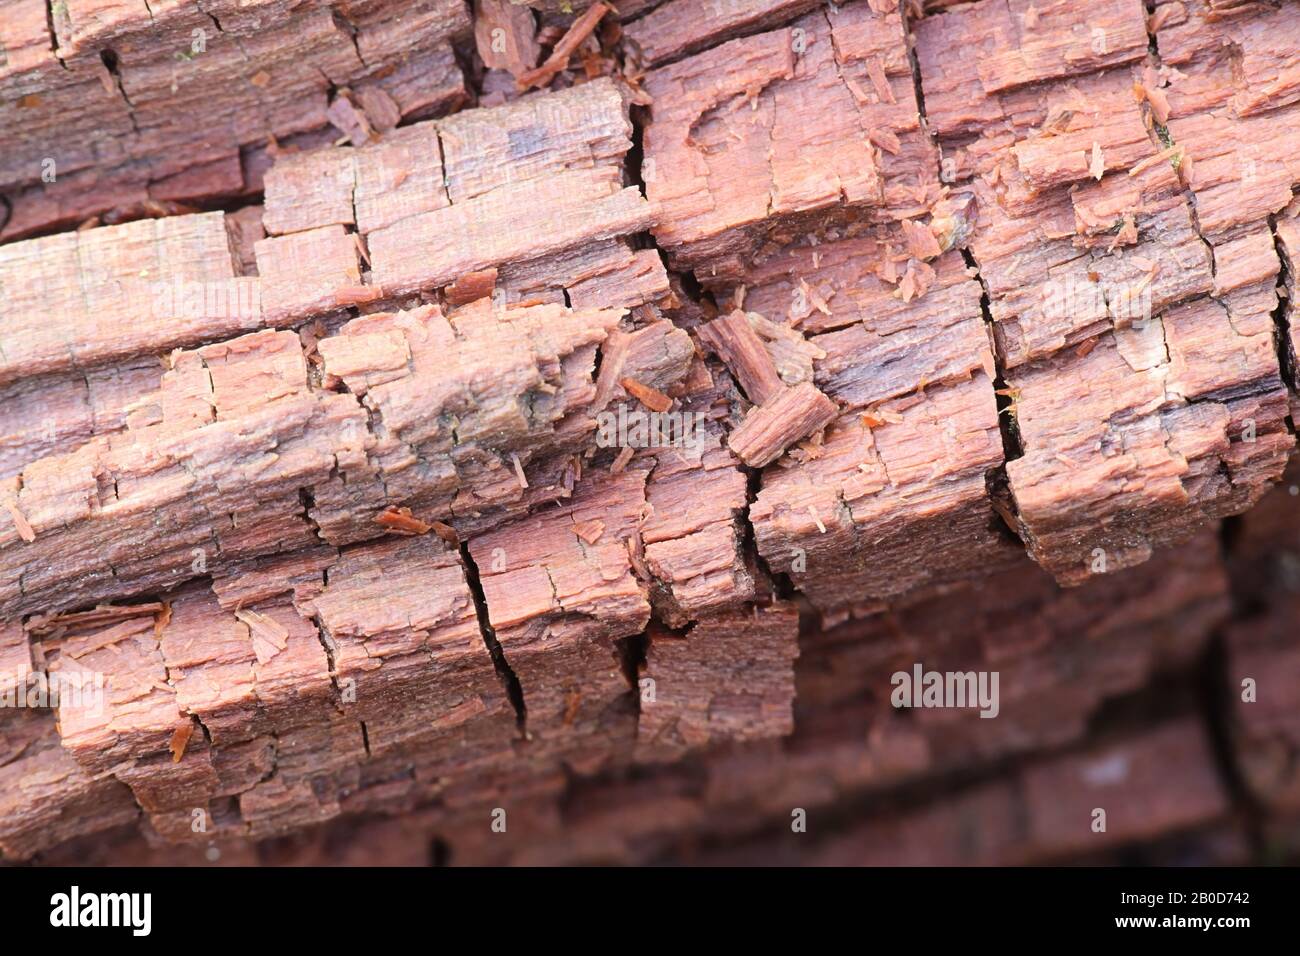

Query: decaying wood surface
3;532;1239;863
2;0;1300;864
916;0;1294;584
0;0;470;241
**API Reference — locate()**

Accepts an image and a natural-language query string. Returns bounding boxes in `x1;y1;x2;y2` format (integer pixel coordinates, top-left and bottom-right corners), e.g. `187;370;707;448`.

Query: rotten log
4;0;1300;868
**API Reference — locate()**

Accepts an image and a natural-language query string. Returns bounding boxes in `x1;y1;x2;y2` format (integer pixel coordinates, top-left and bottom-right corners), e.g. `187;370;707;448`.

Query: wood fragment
3;501;35;543
376;507;434;535
169;723;194;764
474;0;541;80
728;383;838;468
697;311;786;405
333;285;386;307
610;445;636;474
619;377;674;413
234;608;291;665
517;3;611;90
572;519;605;544
445;268;499;305
25;603;166;638
511;452;530;489
429;521;460;546
901;218;943;260
1128;144;1182;177
153;603;172;641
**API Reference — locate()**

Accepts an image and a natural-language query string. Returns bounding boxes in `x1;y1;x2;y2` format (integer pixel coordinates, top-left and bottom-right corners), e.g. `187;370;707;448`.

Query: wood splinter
697;310;785;405
728;382;838;468
620;377;673;412
169;722;194;764
517;2;611;90
375;506;433;535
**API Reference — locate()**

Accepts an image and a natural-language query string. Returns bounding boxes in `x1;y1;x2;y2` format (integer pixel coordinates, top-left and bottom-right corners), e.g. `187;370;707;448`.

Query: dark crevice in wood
0;182;268;247
99;49;142;136
961;247;1023;465
742;460;795;602
616;631;650;717
904;1;1025;548
1270;213;1299;398
459;541;527;734
44;0;68;67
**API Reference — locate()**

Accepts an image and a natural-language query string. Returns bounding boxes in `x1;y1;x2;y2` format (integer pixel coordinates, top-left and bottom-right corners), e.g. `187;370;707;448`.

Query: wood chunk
326;93;376;147
643;2;935;279
497;238;670;311
1005;305;1290;584
637;603;800;763
303;535;512;758
517;2;610;90
0;621;32;697
0;2;470;237
1153;0;1300;238
467;469;650;774
445;268;500;306
310;300;650;541
620;377;674;413
751;377;1013;618
638;366;756;626
224;205;266;277
964;124;1212;368
354;86;403;135
475;0;542;79
262;149;358;236
915;0;1148;141
234;608;291;665
24;601;164;639
351;124;451;235
359;81;653;298
624;0;822;67
168;722;194;764
733;232;993;410
209;546;337;612
0;215;253;386
0;300;684;620
375;507;434;535
591;321;695;411
254;224;364;324
697;310;786;405
728;382;837;467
